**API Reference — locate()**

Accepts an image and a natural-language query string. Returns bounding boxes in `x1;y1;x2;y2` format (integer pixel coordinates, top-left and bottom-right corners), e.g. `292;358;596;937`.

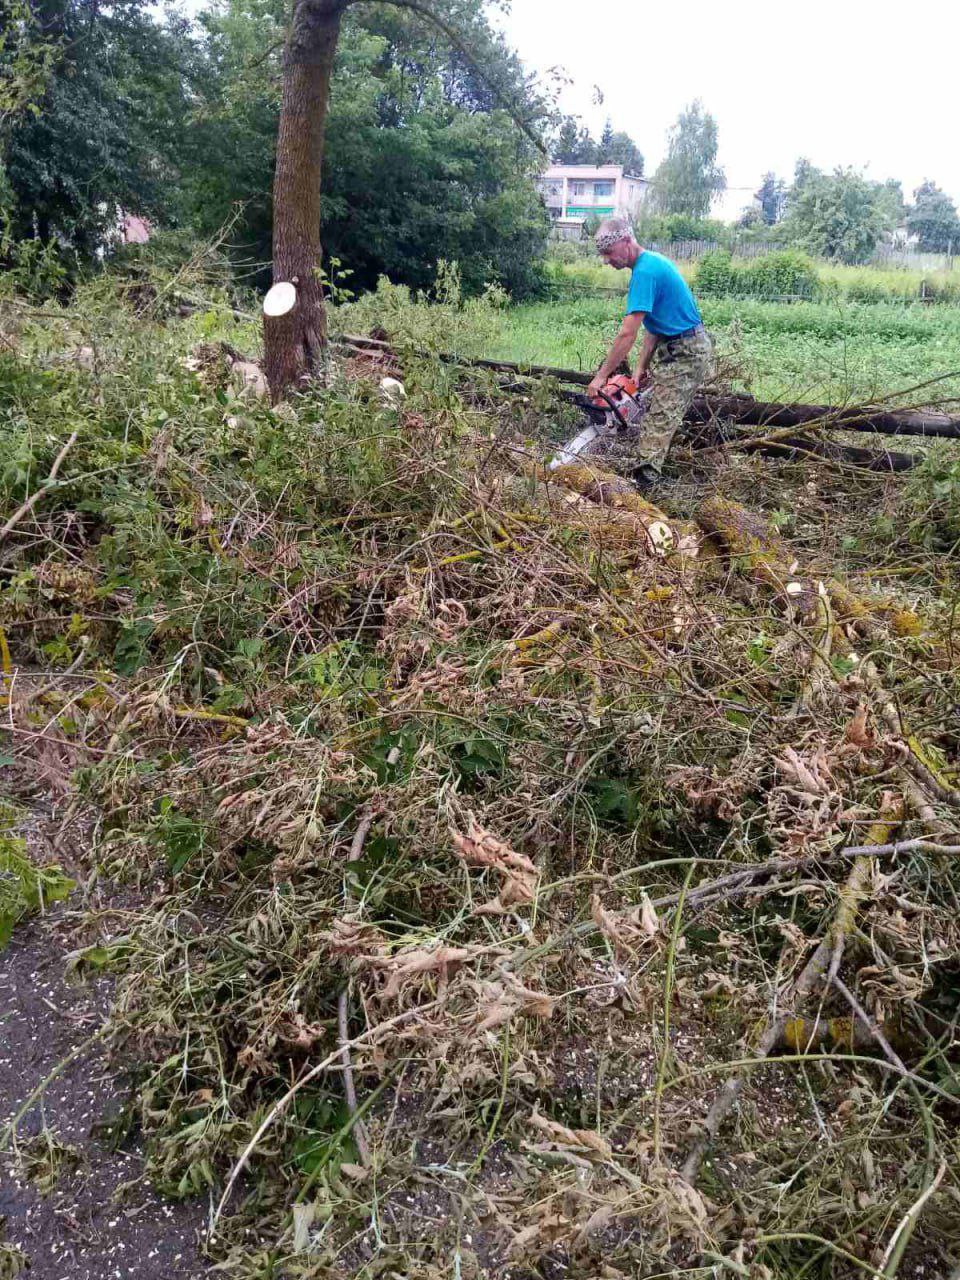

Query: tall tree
785;167;898;263
178;1;549;299
263;0;545;398
907;180;960;253
650;100;725;218
598;128;644;176
552;116;597;165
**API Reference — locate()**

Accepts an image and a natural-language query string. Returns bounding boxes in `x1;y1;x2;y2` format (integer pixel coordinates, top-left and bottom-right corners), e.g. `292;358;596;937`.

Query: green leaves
784;167;900;264
150;798;208;876
113;617;153;676
0;834;75;950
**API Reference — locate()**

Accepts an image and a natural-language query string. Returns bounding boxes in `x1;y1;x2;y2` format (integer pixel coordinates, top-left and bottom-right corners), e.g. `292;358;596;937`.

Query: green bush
740;250;819;300
695;250;736;297
695;249;819;300
635;213;730;245
0;216;69;300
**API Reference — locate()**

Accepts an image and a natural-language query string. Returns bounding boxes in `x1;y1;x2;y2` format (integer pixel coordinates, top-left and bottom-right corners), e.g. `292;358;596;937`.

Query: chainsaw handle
593;387;630;429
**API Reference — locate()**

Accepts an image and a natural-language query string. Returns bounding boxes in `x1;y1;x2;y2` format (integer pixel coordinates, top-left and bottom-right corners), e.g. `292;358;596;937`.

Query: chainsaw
549;373;652;470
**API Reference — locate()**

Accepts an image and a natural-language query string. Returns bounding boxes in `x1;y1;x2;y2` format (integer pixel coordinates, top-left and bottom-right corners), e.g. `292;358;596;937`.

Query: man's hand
633;331;659;387
589;313;645;400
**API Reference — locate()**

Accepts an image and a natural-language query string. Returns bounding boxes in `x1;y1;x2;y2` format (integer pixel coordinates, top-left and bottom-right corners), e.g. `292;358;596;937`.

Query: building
535;165;649;238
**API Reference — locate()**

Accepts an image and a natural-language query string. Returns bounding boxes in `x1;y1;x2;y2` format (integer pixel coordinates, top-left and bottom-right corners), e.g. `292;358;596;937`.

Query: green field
490;294;960;405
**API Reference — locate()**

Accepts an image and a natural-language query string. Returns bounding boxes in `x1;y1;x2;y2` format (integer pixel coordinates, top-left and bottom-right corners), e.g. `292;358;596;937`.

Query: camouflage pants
600;327;715;476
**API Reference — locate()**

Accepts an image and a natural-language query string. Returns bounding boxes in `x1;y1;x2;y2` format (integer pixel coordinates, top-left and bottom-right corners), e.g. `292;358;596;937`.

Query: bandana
594;220;632;252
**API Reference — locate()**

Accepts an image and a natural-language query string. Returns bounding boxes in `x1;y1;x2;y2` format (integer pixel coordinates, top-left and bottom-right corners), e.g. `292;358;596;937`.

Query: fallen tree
340;332;960;440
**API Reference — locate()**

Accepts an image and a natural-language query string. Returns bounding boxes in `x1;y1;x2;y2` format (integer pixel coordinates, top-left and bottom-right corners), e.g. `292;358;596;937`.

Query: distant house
95;206;153;259
890;225;919;249
535;165;649;239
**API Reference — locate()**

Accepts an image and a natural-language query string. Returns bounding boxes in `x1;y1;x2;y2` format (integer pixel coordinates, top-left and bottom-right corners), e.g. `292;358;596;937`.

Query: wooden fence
645;239;786;263
872;246;955;272
555;238;957;273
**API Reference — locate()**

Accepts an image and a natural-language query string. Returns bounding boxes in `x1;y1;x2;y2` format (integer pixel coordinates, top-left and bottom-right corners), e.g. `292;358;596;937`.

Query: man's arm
634;329;659;383
587;312;644;396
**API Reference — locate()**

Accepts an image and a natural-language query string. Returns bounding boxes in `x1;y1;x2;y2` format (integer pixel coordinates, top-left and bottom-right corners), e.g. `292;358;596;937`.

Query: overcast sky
491;0;960;222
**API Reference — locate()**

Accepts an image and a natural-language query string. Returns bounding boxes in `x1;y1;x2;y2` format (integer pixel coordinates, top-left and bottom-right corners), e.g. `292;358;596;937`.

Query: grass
491;293;960;405
2;254;960;1277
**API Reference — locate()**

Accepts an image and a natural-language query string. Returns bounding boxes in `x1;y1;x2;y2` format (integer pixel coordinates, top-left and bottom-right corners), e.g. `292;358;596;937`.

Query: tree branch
0;430;79;544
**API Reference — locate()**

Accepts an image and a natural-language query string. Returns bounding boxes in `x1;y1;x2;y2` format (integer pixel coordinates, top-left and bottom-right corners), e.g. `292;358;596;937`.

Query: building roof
541;164;647;183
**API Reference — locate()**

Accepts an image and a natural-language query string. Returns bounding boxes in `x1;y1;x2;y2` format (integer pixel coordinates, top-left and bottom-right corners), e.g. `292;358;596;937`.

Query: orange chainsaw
550;372;652;469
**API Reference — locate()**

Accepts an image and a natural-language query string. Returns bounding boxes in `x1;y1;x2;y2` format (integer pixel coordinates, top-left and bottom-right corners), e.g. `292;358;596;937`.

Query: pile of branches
2;296;960;1278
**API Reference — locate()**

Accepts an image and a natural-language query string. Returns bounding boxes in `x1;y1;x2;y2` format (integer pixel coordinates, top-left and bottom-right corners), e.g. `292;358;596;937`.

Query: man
587;218;714;488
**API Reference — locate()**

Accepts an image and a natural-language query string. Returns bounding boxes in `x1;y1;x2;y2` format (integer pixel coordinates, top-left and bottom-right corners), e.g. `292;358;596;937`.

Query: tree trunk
264;0;346;400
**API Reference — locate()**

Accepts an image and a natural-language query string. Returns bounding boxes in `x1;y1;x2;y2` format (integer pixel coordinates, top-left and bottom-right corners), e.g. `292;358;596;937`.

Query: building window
594;181;614;198
571;182;588;197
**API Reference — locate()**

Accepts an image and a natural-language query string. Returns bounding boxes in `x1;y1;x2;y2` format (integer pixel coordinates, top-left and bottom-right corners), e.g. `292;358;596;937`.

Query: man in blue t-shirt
586;218;715;487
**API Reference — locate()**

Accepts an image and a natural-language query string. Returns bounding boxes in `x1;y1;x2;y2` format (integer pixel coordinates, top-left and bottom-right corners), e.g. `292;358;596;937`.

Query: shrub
695;250;819;301
0;217;69;301
740;250;819;300
695;250;736;297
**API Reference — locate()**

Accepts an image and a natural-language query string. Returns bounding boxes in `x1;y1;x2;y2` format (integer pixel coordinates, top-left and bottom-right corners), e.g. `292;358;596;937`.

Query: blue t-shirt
625;250;702;337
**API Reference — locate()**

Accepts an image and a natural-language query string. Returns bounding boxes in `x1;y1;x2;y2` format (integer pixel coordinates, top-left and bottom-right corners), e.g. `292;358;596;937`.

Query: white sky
492;0;960;222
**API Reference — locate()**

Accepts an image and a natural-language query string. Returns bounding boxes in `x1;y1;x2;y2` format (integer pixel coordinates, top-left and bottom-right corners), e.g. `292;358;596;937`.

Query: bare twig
335;808;377;1168
337;985;371;1167
0;430;79;543
880;1160;948;1276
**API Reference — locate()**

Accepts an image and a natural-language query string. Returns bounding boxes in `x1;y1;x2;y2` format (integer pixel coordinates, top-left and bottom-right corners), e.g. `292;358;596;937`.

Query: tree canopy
1;0;197;255
1;0;552;296
552;115;643;175
784;165;900;263
650;100;725;218
184;0;554;297
755;172;787;225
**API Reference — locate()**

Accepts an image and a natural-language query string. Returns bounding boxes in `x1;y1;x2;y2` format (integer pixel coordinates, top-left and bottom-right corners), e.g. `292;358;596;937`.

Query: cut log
339;334;596;387
684;392;960;439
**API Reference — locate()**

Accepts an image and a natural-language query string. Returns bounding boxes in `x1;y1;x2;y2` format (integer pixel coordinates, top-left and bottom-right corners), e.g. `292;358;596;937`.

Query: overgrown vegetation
2;256;960;1277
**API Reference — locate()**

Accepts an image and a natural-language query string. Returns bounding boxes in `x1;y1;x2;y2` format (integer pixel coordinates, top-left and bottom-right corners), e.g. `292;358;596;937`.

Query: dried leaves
590;894;659;959
475;971;555;1031
451;813;539;912
527;1107;612;1161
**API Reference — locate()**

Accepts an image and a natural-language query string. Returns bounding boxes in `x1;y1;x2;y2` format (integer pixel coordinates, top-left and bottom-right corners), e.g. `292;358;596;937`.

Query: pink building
535;165;649;238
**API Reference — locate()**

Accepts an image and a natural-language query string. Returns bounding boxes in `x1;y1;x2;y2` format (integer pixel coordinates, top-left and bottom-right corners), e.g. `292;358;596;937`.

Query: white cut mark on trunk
263;282;297;317
380;377;406;406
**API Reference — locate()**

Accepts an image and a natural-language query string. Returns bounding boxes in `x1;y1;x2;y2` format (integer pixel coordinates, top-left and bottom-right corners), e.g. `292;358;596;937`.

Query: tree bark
264;0;347;400
684;392;960;439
